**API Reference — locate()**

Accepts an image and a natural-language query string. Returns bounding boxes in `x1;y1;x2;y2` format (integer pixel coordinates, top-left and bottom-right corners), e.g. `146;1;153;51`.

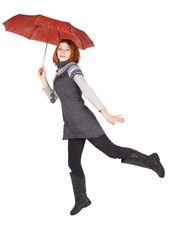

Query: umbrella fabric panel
3;17;39;40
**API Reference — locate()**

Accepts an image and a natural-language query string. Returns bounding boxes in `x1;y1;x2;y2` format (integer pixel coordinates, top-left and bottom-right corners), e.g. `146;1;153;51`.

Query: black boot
121;151;165;178
70;172;91;215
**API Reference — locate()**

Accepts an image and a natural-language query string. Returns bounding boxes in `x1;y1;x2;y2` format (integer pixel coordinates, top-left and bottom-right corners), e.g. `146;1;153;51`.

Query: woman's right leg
68;138;86;178
68;138;91;215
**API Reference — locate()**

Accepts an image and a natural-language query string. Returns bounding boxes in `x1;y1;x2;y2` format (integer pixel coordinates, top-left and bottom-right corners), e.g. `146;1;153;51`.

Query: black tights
68;133;135;178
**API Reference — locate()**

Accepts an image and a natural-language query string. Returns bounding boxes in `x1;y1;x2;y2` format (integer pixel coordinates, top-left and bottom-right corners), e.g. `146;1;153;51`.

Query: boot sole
70;201;91;216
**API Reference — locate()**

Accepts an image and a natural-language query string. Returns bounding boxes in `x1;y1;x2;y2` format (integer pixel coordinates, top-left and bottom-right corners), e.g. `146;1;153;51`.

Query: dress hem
62;132;105;140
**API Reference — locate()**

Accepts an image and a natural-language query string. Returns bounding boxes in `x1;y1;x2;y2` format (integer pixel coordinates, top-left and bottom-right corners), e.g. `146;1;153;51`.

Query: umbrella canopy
3;14;94;50
3;14;95;67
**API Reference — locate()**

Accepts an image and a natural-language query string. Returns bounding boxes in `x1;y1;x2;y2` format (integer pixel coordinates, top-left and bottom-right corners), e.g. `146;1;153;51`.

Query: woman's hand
38;66;46;80
99;108;125;125
38;66;48;88
105;114;125;125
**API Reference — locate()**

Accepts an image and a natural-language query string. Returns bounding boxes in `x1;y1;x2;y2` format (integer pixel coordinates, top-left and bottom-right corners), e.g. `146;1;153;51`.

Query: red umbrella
3;14;94;65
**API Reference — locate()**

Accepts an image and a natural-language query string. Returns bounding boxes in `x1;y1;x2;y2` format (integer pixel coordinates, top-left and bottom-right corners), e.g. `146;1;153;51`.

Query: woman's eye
58;48;69;51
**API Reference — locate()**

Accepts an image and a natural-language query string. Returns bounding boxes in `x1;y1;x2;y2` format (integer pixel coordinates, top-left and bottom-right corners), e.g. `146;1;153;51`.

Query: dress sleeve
42;84;58;103
67;65;105;112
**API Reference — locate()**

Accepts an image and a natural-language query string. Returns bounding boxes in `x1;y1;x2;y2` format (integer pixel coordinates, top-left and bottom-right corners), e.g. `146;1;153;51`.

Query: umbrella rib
57;30;61;42
28;25;41;39
75;34;84;49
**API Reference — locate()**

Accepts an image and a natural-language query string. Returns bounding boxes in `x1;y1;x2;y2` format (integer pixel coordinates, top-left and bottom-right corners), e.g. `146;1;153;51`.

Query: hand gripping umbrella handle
40;69;43;75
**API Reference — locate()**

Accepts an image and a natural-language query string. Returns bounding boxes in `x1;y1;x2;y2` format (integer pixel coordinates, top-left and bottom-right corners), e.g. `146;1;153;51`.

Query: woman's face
57;42;71;62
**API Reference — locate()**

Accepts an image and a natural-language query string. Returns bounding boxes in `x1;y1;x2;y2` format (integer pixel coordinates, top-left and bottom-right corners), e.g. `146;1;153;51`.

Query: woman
38;39;165;216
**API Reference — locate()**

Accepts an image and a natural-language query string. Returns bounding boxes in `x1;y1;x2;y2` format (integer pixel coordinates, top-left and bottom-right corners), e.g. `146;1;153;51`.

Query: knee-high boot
121;151;165;178
69;172;91;215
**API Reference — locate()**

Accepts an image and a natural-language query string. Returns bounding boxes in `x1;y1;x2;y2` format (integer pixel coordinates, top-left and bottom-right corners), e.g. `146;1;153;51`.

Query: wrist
42;79;48;88
100;108;108;117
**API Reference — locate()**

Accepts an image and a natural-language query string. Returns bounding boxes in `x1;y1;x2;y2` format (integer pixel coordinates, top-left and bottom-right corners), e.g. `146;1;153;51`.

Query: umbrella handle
40;68;43;75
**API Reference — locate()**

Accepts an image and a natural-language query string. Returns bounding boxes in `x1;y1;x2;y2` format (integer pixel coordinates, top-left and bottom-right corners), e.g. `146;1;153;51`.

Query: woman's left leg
87;133;165;178
87;133;134;160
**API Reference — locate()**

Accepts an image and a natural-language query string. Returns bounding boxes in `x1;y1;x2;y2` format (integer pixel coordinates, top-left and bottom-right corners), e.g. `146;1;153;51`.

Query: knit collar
57;60;70;69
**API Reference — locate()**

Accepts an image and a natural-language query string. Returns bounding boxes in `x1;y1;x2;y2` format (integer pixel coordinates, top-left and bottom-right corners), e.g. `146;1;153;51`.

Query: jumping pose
38;39;165;216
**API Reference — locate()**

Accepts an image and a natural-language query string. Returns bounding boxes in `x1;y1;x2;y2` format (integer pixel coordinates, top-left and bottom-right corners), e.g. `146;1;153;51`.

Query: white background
0;0;173;239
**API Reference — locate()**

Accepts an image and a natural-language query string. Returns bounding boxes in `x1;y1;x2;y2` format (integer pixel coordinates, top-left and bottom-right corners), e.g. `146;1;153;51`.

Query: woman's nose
61;50;65;54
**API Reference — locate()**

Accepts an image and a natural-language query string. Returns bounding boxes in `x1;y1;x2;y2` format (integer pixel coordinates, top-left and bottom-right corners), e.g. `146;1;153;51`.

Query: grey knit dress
46;60;105;140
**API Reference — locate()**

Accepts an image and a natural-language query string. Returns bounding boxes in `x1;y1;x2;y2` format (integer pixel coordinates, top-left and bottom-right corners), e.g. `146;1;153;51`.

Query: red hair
53;39;80;65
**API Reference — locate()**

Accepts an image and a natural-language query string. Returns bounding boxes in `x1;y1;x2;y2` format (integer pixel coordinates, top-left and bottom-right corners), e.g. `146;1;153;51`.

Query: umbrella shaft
42;42;48;66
